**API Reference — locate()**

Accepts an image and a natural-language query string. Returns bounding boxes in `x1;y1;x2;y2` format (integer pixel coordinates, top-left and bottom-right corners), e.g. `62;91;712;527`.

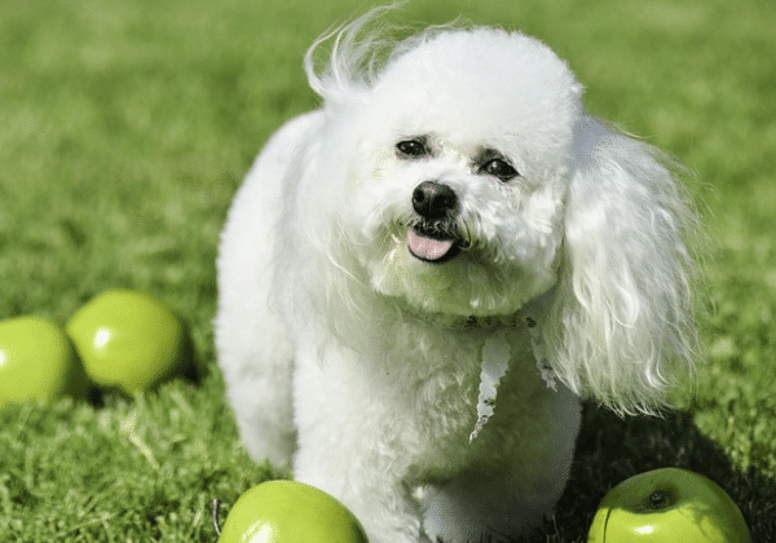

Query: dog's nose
412;181;458;219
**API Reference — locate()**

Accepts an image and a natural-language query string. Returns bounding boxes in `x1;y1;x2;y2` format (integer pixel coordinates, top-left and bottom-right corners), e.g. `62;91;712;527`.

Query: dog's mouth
406;226;464;263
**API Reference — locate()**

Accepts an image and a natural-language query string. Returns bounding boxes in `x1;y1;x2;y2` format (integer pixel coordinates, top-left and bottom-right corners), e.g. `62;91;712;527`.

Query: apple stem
212;498;222;537
649;490;669;508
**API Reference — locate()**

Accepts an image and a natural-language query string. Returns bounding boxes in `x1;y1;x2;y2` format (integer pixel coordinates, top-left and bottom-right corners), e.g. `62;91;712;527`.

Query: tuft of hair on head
303;4;403;101
303;3;464;103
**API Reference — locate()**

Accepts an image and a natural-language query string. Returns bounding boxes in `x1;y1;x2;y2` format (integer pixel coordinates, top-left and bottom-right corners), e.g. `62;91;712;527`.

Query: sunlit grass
1;0;774;540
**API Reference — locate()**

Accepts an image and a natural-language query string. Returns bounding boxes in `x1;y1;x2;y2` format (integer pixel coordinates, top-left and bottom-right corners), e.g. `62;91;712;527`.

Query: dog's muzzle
407;181;464;263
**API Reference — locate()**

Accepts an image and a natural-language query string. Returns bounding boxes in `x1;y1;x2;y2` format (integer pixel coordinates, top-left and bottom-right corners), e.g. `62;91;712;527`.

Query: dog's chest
379;325;541;468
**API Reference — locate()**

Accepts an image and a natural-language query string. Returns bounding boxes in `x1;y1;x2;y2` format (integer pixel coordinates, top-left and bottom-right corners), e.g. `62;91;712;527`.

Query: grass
1;0;775;540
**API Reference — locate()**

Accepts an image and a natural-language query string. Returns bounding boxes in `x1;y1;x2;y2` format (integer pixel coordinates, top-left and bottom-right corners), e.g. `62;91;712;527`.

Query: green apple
217;480;369;543
0;316;87;408
588;467;751;542
65;289;193;394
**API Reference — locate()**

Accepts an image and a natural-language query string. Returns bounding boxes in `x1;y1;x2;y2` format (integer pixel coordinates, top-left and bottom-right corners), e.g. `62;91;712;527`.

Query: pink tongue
407;229;455;261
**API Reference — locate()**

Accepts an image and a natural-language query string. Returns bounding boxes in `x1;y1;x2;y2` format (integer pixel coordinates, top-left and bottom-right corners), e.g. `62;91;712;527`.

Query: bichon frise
216;9;697;542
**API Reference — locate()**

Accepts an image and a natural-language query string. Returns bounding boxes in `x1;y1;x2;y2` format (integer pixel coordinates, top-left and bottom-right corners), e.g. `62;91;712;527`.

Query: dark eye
396;138;430;159
480;158;519;182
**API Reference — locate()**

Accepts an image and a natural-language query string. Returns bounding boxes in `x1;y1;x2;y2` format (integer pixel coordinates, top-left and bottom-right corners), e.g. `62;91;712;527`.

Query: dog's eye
396;139;430;159
480;158;519;182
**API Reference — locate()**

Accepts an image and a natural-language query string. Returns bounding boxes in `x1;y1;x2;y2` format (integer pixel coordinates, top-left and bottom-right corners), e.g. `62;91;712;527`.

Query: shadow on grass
532;402;776;542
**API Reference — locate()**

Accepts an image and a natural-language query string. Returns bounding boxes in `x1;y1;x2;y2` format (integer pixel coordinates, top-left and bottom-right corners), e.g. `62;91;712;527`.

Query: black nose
412;181;458;219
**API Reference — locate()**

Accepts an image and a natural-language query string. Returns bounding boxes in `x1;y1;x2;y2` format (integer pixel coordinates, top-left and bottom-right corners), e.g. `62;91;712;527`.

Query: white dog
216;9;697;542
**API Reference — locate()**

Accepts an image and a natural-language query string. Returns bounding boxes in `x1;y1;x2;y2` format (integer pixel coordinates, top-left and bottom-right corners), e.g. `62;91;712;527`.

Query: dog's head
295;12;698;413
310;27;583;317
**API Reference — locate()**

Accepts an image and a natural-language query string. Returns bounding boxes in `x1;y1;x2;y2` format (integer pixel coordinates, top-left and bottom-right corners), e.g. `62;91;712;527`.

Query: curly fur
216;8;698;542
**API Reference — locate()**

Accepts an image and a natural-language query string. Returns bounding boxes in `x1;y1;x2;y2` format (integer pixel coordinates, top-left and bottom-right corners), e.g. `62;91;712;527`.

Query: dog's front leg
291;341;430;543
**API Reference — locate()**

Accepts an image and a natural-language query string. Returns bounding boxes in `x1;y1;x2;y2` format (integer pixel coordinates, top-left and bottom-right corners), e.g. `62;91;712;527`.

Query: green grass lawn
2;0;775;540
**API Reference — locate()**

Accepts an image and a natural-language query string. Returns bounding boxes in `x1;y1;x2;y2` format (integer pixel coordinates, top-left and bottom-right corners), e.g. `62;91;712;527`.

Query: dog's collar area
464;314;522;328
392;301;524;330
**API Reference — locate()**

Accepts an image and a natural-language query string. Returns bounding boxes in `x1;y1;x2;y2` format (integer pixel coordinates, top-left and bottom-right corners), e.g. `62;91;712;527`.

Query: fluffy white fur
216;10;697;542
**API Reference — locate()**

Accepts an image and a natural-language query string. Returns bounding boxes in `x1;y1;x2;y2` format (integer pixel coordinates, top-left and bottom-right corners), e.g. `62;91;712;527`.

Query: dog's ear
541;117;698;414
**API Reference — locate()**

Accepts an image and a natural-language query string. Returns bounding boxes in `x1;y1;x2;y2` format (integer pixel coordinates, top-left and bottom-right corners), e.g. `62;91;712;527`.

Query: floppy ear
541;117;698;414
